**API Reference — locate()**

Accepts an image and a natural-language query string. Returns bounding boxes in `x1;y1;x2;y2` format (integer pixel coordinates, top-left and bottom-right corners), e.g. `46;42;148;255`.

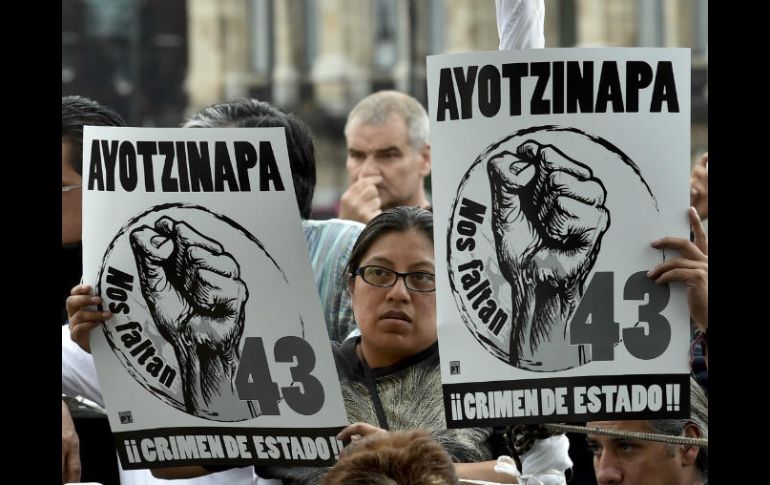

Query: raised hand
67;284;112;354
648;207;708;332
130;216;253;419
130;216;248;354
337;422;386;444
487;140;609;366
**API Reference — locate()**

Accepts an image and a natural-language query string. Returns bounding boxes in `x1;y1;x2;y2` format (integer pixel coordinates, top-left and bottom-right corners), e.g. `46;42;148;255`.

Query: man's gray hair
648;378;708;481
345;90;429;150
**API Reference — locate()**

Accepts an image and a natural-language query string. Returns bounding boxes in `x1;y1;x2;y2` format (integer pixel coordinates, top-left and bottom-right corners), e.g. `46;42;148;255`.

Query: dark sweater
259;337;497;484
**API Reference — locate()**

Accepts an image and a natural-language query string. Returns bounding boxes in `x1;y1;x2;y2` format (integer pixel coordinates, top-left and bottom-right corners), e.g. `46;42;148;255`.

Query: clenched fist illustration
131;216;253;419
487;140;609;367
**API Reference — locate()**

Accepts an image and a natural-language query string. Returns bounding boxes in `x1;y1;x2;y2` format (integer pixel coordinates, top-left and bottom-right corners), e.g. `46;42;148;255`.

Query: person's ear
347;275;355;296
680;423;702;467
419;143;431;177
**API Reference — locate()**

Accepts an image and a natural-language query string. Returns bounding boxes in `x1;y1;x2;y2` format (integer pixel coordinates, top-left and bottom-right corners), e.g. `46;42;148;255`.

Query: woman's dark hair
347;206;434;277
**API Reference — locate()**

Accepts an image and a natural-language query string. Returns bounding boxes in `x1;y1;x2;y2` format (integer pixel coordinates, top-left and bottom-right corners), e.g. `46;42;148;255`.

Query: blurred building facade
63;0;707;218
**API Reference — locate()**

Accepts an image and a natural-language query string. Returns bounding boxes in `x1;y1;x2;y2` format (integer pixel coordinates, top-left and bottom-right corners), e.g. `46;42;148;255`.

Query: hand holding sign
486;140;609;366
131;216;254;419
649;207;708;332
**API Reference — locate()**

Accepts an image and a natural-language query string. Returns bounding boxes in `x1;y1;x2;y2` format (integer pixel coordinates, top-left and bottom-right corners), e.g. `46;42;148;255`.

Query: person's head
184;98;316;219
345;91;431;210
587;379;708;485
347;206;436;367
61;96;126;245
321;429;458;485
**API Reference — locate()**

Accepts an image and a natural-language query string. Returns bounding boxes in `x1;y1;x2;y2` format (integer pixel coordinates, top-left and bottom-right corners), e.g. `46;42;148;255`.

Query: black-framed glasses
354;265;436;292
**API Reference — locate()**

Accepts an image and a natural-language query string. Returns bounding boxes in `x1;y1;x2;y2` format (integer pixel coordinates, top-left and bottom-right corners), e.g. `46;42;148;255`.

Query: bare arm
456;461;519;483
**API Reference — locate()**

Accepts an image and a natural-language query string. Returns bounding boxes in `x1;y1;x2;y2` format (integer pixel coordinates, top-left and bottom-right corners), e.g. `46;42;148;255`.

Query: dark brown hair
321;429;458;485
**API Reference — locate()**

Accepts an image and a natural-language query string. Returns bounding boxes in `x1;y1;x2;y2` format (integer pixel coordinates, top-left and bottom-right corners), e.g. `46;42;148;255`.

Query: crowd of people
62;2;707;484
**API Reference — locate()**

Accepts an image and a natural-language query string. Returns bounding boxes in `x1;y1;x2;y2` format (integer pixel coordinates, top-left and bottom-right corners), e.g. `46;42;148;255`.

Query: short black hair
184;99;316;219
62;96;127;175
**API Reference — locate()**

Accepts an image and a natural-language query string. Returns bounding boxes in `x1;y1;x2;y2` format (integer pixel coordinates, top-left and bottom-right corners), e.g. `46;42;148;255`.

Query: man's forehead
347;115;409;144
349;111;407;128
587;420;653;435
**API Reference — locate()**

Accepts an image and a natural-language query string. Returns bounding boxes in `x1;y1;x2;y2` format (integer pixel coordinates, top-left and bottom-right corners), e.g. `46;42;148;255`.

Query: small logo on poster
450;361;461;375
119;411;133;424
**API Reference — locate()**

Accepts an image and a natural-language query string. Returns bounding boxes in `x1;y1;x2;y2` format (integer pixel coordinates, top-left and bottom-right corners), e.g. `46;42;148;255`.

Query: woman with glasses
258;206;518;483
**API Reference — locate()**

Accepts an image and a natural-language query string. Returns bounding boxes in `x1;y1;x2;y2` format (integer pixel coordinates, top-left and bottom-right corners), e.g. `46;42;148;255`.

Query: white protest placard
82;127;348;469
427;49;691;426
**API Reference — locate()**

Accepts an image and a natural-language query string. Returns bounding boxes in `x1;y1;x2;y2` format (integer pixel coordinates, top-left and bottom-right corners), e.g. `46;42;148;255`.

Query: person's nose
360;154;381;178
385;275;411;302
594;452;623;485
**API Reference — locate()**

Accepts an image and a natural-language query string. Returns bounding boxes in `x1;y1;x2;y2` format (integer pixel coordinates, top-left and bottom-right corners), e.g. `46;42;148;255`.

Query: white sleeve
495;0;545;50
117;466;275;485
61;324;104;406
520;434;573;485
62;326;277;485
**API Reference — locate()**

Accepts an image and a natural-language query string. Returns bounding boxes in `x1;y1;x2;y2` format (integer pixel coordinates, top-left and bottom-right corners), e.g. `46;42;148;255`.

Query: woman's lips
379;310;412;323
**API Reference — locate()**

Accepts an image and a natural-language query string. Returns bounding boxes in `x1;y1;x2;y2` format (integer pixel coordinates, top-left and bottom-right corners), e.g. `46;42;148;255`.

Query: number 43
570;271;672;361
234;336;325;416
